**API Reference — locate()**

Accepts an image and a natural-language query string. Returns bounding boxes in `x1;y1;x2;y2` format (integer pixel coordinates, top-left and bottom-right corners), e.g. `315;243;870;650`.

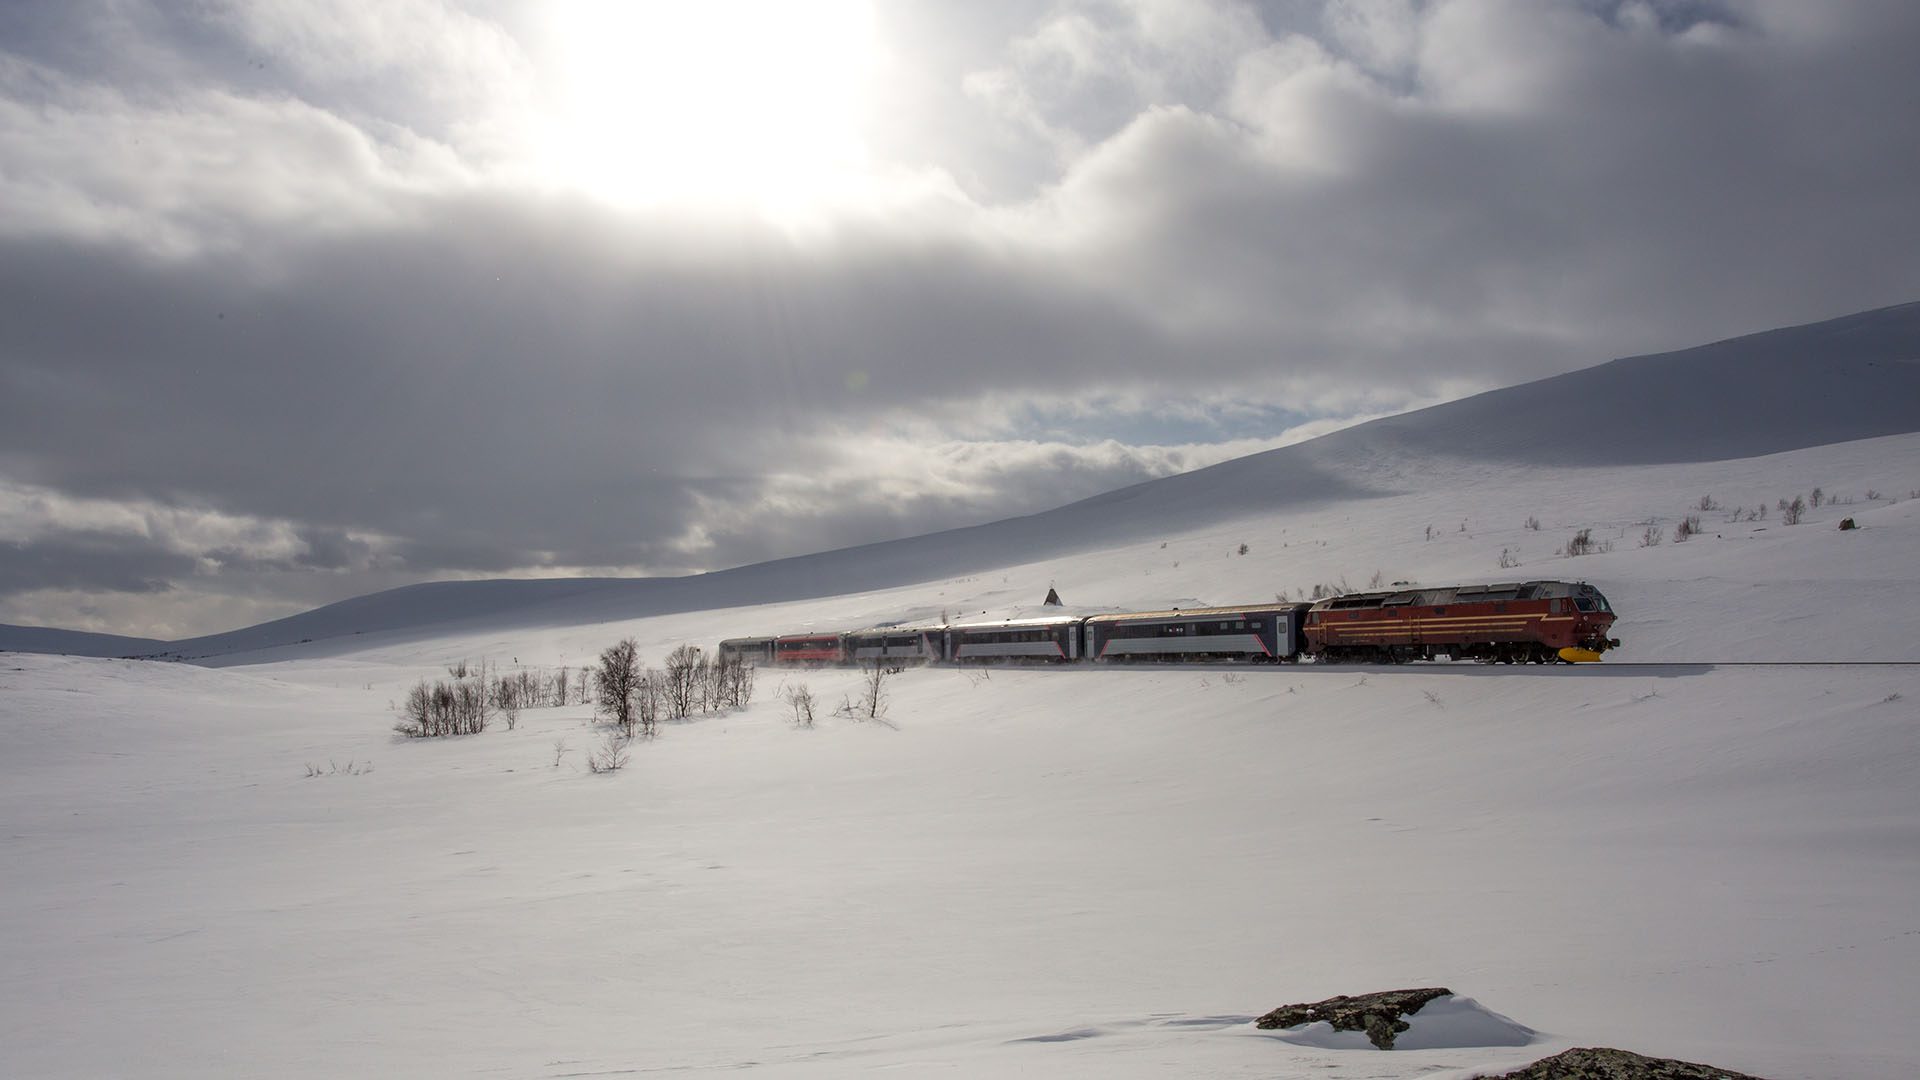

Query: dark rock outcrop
1483;1046;1771;1079
1254;987;1452;1049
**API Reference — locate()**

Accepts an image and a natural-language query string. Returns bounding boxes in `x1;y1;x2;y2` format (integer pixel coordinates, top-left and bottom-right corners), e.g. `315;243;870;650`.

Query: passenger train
719;579;1620;667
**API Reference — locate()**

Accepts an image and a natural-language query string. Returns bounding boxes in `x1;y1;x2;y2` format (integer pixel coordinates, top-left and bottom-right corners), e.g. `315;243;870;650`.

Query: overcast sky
3;0;1918;638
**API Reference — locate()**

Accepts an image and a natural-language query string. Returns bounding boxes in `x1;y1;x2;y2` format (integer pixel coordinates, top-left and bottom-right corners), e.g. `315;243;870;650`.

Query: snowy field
4;433;1919;1078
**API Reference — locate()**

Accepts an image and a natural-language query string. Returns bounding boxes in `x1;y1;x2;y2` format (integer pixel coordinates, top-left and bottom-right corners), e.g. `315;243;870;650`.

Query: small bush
1565;528;1595;557
1674;514;1700;542
587;732;631;774
1498;547;1519;569
1525;516;1541;531
1810;487;1824;508
785;684;816;728
1237;542;1249;555
1698;495;1716;512
1782;496;1805;526
1640;525;1664;547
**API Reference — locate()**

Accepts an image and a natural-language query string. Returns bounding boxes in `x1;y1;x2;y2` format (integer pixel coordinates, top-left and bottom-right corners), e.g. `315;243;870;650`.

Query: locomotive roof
1308;580;1598;609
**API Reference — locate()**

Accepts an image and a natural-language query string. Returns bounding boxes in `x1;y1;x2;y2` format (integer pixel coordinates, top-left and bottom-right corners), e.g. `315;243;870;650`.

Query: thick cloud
2;0;1918;636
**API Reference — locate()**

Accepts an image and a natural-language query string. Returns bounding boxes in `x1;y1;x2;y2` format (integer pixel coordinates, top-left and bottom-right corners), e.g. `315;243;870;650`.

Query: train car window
1251;620;1263;628
1574;599;1593;612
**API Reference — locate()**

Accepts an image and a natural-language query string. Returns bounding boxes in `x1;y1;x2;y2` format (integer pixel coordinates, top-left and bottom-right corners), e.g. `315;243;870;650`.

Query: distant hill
8;300;1918;662
0;624;165;659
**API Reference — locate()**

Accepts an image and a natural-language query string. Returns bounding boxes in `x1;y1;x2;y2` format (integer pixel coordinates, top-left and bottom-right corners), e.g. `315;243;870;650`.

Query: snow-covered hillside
4;421;1918;1078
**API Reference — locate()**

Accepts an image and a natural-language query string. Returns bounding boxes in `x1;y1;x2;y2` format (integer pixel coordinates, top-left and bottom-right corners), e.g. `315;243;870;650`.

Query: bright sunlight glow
538;0;880;216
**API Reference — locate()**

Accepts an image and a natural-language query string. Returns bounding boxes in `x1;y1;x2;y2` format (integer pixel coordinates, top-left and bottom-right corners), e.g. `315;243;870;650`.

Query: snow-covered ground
4;432;1919;1078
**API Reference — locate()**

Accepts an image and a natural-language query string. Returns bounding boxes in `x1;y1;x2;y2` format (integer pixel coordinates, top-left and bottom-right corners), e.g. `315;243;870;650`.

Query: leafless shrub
1810;487;1824;508
395;667;492;737
1424;524;1435;541
587;732;630;774
490;675;521;730
785;683;816;728
552;739;570;768
1865;489;1882;501
1674;514;1700;542
1525;516;1541;531
855;661;891;721
1698;495;1716;512
1368;570;1386;589
304;758;372;777
1565;528;1595;557
1237;542;1249;555
1640;525;1664;547
1498;547;1520;569
1782;496;1805;526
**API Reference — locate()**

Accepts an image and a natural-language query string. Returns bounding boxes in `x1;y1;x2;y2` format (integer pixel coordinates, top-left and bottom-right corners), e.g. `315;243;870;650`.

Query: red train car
772;632;847;666
1305;580;1620;663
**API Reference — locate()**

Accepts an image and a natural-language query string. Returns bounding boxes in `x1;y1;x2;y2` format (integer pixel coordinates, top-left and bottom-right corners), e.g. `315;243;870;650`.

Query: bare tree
852;662;892;721
596;639;642;735
663;644;702;721
1783;496;1806;525
634;669;663;739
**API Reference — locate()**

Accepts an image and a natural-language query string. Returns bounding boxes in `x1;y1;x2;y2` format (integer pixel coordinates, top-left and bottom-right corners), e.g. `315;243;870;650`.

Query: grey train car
846;628;940;665
716;636;776;665
1082;603;1311;662
943;614;1082;663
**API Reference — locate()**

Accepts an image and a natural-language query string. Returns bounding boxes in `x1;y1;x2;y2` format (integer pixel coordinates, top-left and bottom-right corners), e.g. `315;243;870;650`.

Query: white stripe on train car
953;641;1066;659
1099;634;1270;657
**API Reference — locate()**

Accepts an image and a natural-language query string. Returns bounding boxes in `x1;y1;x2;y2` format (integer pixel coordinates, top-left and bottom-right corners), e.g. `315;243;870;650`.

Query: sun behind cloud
534;0;881;216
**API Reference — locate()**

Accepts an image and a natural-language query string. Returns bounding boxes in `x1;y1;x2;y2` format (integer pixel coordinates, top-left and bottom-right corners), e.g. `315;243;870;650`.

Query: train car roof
1082;603;1305;624
945;613;1084;630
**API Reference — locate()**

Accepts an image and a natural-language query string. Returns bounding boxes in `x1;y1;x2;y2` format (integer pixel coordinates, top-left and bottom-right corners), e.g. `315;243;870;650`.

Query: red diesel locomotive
1304;580;1620;664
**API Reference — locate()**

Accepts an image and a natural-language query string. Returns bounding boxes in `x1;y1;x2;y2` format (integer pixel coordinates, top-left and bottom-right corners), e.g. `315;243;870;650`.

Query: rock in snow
1482;1046;1771;1079
1256;987;1455;1049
